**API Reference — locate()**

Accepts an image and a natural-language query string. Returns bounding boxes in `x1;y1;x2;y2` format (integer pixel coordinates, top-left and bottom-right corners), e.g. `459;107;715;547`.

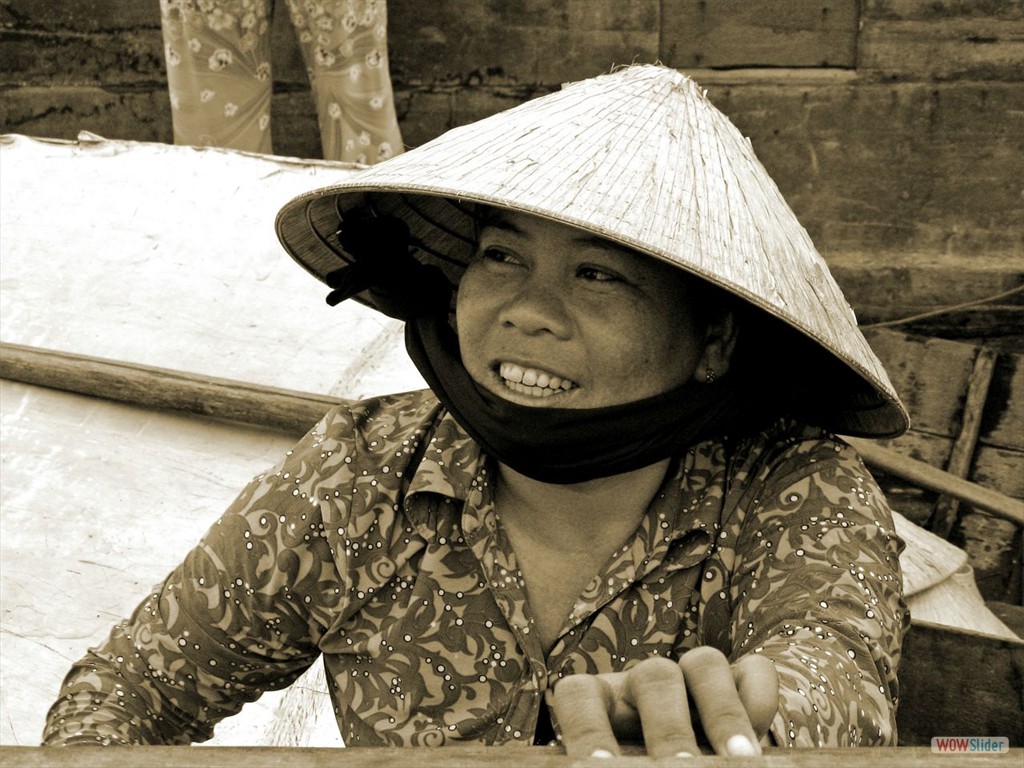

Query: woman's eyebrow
574;234;639;259
481;216;633;257
478;214;525;236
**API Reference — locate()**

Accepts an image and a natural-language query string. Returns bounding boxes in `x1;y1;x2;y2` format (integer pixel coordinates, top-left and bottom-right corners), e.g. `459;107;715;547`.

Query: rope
860;284;1024;330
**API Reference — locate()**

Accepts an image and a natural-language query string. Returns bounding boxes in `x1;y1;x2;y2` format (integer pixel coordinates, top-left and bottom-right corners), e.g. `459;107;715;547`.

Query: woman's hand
550;647;778;758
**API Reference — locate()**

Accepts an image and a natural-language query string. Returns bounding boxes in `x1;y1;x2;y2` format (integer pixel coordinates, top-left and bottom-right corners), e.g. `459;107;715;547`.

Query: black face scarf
326;212;770;485
405;313;767;484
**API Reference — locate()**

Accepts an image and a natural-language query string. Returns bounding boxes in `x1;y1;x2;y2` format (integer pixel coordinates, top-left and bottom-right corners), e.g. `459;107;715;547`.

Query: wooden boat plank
863;329;977;437
973;445;1024;498
982;353;1024;451
2;744;1020;768
898;620;1024;746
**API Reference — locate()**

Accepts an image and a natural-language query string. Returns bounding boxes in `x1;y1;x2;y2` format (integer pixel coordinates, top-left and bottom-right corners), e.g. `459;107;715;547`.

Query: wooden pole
845;437;1024;527
2;341;1023;527
930;346;999;537
0;341;340;435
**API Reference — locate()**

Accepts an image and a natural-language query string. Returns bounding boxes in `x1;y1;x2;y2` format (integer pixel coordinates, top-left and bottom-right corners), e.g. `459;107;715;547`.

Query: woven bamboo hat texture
276;64;909;438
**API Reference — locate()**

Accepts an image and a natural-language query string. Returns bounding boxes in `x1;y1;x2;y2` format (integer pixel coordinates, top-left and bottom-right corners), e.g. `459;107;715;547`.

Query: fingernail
726;734;759;756
591;749;614;758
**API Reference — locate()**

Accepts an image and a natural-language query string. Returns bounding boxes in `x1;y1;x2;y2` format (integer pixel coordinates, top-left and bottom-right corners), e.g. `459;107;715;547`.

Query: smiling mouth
497;362;578;398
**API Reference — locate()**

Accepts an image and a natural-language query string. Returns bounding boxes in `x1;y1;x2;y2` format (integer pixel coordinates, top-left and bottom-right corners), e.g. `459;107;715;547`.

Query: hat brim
277;183;908;439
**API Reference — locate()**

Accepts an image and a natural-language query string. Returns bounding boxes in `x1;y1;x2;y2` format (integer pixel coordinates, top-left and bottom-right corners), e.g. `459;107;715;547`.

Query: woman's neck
491;459;674;649
493;458;672;551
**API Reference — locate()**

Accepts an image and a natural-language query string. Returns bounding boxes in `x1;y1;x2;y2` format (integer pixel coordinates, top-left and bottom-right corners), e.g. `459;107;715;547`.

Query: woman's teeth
498;362;576;397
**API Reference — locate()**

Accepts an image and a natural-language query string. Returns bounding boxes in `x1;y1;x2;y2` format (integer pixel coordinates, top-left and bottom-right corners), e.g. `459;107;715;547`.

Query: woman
43;65;909;756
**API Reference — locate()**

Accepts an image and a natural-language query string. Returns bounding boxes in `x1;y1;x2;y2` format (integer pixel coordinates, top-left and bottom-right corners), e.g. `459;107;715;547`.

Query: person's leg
160;0;274;153
284;0;403;163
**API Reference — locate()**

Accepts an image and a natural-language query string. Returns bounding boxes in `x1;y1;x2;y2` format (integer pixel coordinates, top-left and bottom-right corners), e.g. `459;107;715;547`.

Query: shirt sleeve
717;435;909;747
42;412;349;746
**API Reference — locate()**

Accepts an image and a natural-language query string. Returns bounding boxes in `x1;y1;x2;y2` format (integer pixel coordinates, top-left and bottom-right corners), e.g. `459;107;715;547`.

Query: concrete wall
1;0;1022;328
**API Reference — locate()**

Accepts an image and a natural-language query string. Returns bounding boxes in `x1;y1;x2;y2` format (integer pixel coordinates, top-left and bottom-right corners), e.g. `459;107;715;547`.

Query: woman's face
456;210;712;409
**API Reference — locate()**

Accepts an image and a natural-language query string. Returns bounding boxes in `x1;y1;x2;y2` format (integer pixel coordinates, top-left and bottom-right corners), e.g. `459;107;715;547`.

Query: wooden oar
2;341;1023;527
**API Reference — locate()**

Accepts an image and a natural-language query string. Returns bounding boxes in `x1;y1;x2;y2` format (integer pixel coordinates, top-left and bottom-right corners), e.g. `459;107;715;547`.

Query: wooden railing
2;745;1020;767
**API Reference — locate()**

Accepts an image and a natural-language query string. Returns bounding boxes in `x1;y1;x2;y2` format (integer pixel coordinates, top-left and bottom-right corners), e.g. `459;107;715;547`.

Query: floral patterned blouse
43;389;908;748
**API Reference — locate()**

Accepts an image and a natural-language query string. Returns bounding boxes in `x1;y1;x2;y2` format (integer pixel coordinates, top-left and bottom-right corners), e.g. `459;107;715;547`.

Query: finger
622;657;700;759
732;653;779;739
679;646;761;757
550;673;620;758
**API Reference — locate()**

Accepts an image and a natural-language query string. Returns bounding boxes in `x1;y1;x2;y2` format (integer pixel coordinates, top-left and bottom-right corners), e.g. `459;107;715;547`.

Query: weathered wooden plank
863;329;975;438
1;0;161;31
661;0;859;69
0;2;309;88
705;83;1024;259
982;351;1024;451
889;306;1024;342
568;0;660;31
872;430;954;474
859;329;1023;600
0;87;175;144
974;445;1024;498
0;30;165;86
863;329;1024;480
956;513;1022;604
860;19;1024;81
944;411;1023;603
864;0;1023;17
897;620;1024;746
1;744;1022;766
389;0;644;85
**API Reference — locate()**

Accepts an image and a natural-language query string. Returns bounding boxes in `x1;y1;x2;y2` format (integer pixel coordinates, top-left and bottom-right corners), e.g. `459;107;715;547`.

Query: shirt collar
404;408;487;504
404;411;724;563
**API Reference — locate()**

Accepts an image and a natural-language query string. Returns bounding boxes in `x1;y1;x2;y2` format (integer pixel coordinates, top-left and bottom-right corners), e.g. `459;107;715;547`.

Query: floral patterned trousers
159;0;403;163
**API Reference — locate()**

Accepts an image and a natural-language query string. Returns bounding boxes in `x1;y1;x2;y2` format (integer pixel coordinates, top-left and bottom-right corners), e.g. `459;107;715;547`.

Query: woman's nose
500;278;572;338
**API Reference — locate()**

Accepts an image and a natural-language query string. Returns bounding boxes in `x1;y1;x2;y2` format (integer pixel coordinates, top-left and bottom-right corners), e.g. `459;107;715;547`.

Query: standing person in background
159;0;403;163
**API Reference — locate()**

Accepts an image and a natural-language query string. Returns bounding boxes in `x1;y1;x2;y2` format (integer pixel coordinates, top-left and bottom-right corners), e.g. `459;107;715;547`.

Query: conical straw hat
276;64;909;438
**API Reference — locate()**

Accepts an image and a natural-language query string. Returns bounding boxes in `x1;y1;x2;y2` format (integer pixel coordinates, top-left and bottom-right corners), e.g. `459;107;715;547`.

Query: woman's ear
697;310;738;383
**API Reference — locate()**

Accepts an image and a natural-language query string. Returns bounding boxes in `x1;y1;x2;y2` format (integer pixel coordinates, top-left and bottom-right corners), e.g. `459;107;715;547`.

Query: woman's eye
577;266;623;283
480;247;522;267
